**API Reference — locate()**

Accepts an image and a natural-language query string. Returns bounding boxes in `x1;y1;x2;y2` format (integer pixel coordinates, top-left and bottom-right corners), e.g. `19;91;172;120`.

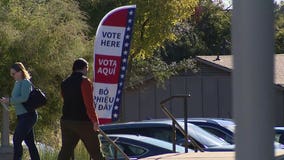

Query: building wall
119;63;232;122
119;63;284;125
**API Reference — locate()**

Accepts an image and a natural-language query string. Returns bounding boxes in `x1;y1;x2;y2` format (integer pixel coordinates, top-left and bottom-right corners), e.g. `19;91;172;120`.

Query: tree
160;0;284;63
0;0;90;147
275;2;284;53
160;0;232;63
77;0;198;58
127;0;200;87
76;0;199;87
0;0;200;147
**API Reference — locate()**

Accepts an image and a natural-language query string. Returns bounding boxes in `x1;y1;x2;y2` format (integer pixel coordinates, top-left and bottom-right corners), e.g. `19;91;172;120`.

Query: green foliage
76;0;128;36
21;141;89;160
126;0;198;87
76;0;199;88
275;2;284;53
0;0;201;148
77;0;198;59
127;55;197;88
160;0;232;63
128;0;198;59
0;0;90;147
160;0;284;63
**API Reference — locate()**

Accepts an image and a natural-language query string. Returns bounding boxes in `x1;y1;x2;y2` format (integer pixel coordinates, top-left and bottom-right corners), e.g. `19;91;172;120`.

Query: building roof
196;54;284;87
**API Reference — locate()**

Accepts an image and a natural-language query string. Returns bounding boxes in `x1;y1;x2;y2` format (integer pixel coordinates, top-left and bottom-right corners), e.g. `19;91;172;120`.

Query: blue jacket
10;79;32;115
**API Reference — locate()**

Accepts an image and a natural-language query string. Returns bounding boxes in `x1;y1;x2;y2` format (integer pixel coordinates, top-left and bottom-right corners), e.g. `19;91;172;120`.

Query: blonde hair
11;62;31;80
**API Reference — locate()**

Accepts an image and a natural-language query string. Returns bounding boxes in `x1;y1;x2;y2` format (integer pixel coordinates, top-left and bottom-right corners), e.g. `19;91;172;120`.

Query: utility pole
232;0;274;160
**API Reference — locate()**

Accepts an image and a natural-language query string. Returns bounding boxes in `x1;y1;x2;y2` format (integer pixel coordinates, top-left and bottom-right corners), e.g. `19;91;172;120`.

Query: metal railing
160;94;204;153
98;128;130;160
72;128;130;160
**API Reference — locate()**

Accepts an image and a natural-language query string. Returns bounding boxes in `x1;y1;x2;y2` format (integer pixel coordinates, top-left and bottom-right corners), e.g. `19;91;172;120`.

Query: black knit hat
72;58;88;71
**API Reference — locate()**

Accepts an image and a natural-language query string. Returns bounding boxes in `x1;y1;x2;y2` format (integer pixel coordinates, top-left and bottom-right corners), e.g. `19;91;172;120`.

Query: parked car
184;118;235;144
100;134;191;159
186;118;284;148
100;120;234;152
275;127;284;145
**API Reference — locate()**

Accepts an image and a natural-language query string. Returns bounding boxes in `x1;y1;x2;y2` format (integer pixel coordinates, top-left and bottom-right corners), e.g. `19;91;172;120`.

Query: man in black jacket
58;58;105;160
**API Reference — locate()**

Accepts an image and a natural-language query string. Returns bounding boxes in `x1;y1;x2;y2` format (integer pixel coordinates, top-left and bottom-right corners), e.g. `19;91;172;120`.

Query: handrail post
0;103;13;159
171;121;176;152
183;97;188;153
160;94;204;152
114;148;118;160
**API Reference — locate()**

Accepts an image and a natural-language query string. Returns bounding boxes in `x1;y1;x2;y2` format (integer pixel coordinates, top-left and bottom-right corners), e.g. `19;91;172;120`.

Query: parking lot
140;151;284;160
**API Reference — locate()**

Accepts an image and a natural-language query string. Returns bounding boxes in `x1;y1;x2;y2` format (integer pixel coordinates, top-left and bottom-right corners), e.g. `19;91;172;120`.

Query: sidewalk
140;151;284;160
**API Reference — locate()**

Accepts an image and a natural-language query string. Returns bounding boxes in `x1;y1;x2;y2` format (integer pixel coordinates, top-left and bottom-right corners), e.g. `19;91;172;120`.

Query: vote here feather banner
93;5;136;124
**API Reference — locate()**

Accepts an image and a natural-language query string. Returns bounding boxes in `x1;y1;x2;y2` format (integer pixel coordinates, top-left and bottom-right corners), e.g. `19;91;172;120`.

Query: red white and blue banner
93;5;136;124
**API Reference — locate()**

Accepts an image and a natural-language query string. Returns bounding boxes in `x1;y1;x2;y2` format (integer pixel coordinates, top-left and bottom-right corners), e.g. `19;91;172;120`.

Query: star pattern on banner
112;8;136;121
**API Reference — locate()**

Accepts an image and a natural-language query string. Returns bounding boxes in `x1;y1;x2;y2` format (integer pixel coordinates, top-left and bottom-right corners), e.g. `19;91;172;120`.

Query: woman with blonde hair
0;62;40;160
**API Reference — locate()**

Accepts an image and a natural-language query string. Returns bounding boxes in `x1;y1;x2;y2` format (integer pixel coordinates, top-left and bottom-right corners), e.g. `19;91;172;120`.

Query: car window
101;140;147;158
186;123;230;147
275;133;284;145
223;124;236;133
102;126;173;142
275;134;281;143
103;128;136;135
137;127;172;142
200;126;234;144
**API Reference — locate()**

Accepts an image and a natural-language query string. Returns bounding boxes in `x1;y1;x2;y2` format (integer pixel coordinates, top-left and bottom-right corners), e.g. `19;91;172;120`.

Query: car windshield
215;119;236;133
185;123;230;147
224;125;236;133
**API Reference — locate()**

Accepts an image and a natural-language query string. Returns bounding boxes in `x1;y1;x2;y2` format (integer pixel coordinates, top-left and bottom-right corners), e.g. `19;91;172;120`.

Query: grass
0;133;100;160
21;141;90;160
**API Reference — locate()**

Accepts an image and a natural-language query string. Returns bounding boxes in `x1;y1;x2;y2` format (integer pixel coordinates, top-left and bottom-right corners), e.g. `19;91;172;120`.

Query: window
101;140;147;158
201;126;233;144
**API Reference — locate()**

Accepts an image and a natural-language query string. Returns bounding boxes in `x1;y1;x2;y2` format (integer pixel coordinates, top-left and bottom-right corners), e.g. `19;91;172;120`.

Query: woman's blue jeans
13;111;40;160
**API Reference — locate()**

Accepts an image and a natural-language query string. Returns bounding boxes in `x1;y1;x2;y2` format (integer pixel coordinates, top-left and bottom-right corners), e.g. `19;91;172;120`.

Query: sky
219;0;283;9
222;0;283;4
